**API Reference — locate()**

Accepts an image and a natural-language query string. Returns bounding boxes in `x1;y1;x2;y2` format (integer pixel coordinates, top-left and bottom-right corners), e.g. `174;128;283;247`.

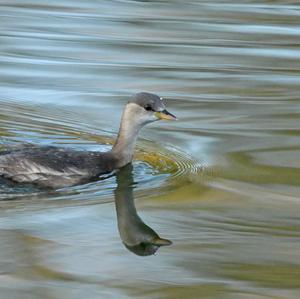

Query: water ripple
0;99;202;203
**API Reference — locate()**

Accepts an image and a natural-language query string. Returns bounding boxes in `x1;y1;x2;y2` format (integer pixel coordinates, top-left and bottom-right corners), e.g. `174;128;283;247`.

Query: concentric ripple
0;100;202;203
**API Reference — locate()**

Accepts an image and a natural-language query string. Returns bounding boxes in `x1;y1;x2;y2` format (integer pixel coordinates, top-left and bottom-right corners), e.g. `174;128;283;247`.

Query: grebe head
112;92;177;166
126;92;177;127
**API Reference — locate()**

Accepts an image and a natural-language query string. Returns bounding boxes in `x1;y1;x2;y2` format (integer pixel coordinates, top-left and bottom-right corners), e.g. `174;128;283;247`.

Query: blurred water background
0;1;300;298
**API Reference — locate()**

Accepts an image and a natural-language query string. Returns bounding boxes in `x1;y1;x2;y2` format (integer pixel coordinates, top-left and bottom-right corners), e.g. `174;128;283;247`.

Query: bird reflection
114;164;172;256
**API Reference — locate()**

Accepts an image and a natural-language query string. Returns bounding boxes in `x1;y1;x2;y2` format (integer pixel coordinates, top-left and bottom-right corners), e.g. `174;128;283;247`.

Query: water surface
0;1;300;298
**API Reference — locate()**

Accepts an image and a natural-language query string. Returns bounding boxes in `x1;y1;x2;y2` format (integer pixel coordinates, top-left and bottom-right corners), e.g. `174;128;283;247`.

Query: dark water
0;1;300;298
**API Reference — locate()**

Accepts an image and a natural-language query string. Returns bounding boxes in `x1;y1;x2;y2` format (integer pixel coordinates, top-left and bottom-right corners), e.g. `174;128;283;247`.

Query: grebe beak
155;109;177;121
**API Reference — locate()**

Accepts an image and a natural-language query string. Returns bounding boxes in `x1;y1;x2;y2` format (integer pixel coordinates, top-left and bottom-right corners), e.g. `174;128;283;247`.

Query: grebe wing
0;145;111;188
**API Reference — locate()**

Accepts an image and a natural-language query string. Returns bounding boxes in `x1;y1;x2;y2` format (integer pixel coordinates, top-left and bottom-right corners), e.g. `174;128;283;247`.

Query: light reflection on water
0;1;300;298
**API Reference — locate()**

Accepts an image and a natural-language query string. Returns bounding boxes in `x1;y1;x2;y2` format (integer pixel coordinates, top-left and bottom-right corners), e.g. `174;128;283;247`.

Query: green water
0;1;300;298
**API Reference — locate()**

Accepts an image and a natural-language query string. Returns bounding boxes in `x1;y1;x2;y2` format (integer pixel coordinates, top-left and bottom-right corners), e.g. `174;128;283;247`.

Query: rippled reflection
115;164;171;256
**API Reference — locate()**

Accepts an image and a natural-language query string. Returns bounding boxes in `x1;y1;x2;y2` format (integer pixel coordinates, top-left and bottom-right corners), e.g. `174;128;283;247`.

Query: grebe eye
144;105;153;111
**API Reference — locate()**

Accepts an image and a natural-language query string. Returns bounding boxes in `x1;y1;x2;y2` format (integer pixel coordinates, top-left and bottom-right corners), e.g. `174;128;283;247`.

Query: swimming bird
0;92;176;189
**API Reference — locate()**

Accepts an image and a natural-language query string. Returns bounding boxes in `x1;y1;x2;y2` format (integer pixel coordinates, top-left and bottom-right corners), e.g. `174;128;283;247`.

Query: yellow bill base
155;111;177;120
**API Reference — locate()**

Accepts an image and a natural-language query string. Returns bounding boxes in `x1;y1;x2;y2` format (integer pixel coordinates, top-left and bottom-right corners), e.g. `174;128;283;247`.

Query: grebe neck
112;104;142;167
